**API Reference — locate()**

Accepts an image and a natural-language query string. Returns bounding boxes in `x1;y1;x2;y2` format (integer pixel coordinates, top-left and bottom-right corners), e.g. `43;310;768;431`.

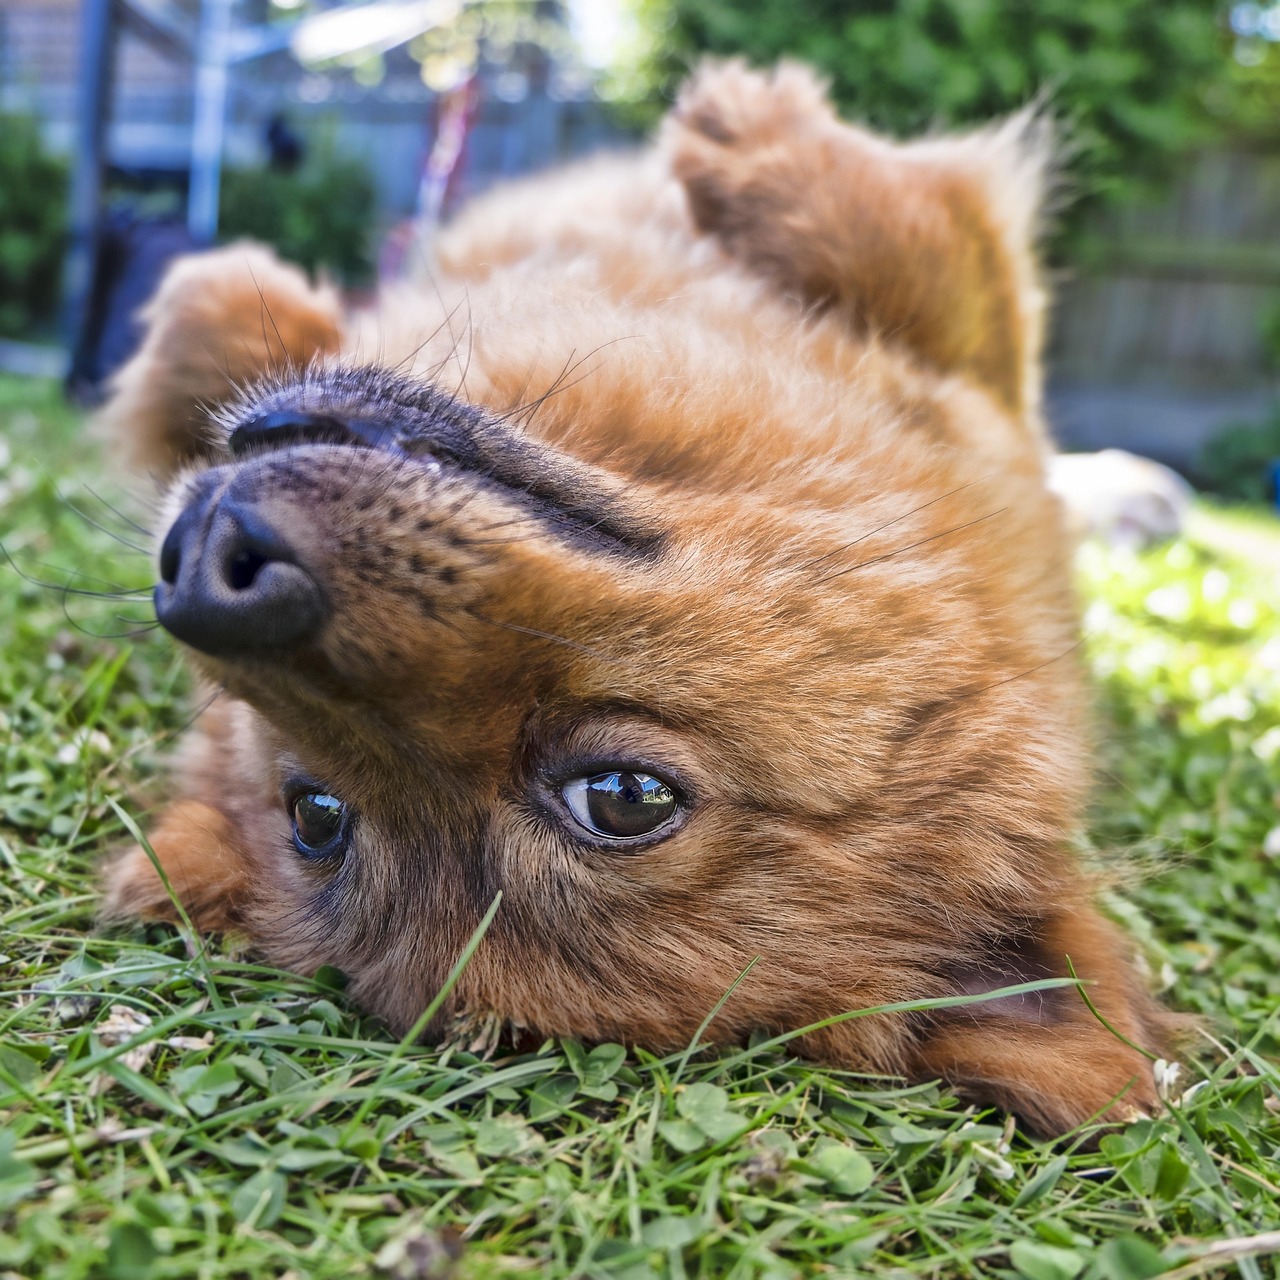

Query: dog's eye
562;771;678;840
290;792;349;858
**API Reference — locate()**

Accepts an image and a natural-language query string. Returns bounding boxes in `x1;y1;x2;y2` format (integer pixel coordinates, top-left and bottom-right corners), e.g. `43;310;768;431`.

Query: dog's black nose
155;495;326;658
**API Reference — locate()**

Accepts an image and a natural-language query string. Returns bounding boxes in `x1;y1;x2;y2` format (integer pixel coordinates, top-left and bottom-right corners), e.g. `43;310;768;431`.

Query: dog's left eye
290;792;349;858
562;771;679;840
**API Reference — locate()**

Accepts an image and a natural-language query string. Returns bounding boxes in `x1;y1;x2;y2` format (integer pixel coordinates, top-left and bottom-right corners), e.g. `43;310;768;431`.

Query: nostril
159;518;184;585
226;546;268;592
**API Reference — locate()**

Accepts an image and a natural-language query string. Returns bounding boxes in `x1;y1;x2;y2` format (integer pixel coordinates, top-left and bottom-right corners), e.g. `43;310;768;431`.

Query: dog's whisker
83;483;155;534
60;496;151;556
464;608;614;662
801;480;986;572
815;508;1010;585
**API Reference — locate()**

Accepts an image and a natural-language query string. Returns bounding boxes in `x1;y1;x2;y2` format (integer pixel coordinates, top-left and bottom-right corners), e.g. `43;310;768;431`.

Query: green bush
621;0;1228;238
0;113;69;339
218;144;377;286
1199;412;1280;502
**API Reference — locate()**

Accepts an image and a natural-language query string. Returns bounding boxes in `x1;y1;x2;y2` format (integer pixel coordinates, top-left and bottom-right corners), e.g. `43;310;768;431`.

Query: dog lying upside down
99;62;1180;1136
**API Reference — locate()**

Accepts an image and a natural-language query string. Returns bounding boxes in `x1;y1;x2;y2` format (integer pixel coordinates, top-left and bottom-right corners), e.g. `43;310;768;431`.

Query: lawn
2;372;1279;1280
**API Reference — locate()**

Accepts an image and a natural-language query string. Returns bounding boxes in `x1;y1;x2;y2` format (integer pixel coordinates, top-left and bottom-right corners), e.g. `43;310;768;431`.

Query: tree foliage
0;113;68;339
624;0;1230;226
219;143;377;286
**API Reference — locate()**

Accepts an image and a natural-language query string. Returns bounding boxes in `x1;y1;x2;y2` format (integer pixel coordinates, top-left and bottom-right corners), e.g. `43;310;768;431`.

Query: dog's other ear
101;800;249;933
667;60;1051;420
97;242;343;480
905;902;1179;1135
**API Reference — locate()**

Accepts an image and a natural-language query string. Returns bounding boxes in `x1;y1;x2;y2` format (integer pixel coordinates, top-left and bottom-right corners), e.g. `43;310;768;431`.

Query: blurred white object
1048;449;1193;550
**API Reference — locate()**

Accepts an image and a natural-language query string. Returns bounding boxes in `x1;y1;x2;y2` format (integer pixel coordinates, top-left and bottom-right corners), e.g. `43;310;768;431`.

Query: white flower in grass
1153;1058;1183;1103
1263;826;1280;859
971;1143;1016;1181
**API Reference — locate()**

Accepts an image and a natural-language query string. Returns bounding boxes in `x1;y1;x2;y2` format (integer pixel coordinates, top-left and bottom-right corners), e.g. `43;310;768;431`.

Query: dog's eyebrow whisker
464;608;615;662
249;264;292;368
815;508;1010;585
801;479;987;572
387;297;471;378
963;637;1087;699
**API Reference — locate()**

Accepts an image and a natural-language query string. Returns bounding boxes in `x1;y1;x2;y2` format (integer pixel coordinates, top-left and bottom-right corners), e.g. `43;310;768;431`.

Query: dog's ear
907;903;1178;1135
101;800;250;933
96;242;343;480
667;60;1050;419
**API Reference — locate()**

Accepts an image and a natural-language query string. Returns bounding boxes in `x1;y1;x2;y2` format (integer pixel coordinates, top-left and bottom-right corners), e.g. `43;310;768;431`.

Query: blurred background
2;0;1280;503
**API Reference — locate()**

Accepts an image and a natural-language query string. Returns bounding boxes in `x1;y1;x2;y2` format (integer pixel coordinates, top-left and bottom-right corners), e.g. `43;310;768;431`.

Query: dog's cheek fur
95;241;342;480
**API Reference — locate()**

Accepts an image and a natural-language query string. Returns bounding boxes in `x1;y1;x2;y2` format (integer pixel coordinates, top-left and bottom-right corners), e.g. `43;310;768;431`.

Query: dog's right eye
561;771;679;841
290;792;349;858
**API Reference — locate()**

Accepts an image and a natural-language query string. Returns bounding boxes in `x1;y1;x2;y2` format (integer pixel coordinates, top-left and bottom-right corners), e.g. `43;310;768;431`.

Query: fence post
61;0;117;354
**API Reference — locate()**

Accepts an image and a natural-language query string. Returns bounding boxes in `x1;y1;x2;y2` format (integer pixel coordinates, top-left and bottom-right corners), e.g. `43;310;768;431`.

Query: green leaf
231;1169;286;1230
676;1083;743;1142
105;1222;156;1280
657;1120;707;1154
474;1115;541;1159
0;1133;36;1213
807;1138;874;1196
1009;1240;1085;1280
0;1042;43;1085
1094;1235;1170;1280
640;1215;704;1249
1014;1156;1069;1208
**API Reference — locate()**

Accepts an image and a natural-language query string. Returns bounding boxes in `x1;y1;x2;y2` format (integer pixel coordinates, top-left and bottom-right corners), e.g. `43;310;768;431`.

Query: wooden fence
1051;148;1280;392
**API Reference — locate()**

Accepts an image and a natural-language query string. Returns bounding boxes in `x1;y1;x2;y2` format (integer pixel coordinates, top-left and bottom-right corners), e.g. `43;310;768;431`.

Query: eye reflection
290;792;349;857
562;771;678;841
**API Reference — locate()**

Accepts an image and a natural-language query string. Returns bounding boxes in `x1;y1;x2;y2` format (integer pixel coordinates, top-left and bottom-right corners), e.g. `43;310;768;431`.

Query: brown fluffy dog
99;62;1177;1136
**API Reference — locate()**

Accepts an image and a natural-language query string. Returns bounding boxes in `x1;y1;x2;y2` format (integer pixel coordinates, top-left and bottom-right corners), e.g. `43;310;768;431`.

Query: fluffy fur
99;62;1179;1136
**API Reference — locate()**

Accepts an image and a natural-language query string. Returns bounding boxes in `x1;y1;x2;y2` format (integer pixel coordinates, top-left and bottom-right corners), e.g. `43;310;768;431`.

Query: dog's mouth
153;371;662;664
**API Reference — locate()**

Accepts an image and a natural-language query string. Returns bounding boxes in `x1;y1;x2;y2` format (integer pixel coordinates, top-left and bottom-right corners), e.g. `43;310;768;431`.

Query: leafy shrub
218;143;377;285
0;113;69;339
1199;412;1280;502
621;0;1227;238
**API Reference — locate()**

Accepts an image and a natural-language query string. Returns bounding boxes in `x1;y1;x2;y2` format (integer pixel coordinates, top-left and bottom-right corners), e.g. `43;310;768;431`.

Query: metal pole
188;0;235;243
61;0;117;353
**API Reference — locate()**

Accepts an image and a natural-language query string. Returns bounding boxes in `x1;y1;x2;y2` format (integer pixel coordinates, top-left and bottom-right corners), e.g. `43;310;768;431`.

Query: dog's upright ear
97;242;343;480
667;61;1051;421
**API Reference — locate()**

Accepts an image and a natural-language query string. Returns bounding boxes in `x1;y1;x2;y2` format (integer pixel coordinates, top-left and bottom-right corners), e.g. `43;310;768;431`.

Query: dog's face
101;63;1174;1134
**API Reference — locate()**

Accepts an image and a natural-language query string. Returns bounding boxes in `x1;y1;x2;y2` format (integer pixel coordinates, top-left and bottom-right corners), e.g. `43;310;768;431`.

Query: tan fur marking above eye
101;800;250;933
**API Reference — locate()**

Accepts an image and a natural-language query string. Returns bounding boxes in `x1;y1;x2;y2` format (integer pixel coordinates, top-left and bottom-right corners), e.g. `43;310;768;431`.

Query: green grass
2;373;1280;1279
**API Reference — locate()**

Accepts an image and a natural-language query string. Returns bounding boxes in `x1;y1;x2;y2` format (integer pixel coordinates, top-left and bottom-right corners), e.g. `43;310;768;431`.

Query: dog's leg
101;800;250;932
906;902;1183;1134
101;697;271;936
96;243;343;480
667;60;1049;423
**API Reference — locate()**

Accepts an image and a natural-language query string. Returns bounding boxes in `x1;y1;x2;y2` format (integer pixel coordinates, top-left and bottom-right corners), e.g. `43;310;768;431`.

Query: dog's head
101;63;1173;1134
